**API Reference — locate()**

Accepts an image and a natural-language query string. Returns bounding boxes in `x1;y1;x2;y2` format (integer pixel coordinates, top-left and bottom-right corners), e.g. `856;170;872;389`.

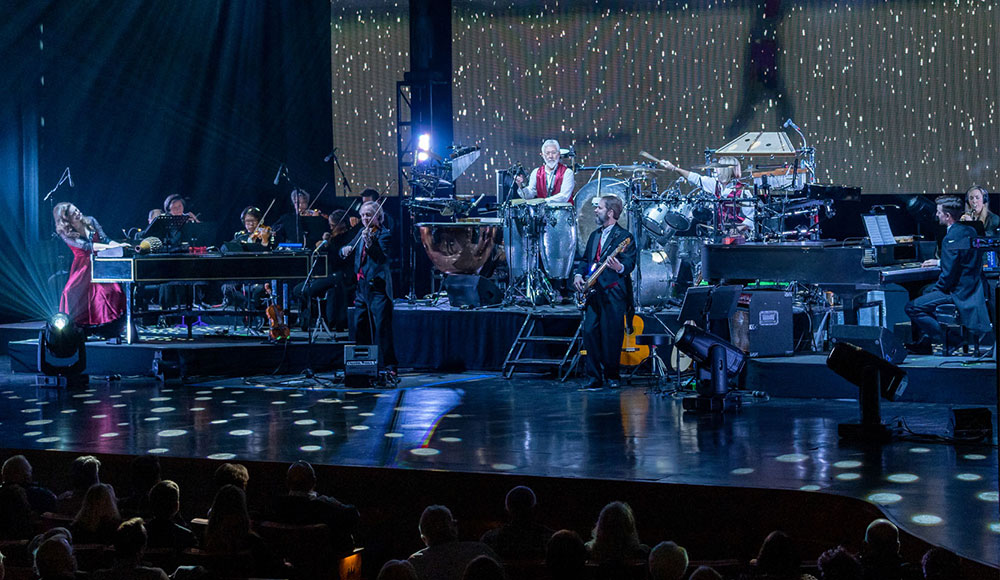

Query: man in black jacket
573;195;637;389
905;195;992;353
341;201;397;371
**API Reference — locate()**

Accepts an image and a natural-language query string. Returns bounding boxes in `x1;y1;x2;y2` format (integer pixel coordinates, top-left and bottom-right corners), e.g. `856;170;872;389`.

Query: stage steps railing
502;312;582;381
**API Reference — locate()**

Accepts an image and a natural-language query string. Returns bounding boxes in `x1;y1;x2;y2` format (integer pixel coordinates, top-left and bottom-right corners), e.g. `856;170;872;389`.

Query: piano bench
935;305;980;356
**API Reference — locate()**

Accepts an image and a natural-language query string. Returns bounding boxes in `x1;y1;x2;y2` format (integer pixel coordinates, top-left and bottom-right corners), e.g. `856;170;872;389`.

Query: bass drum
636;248;677;308
541;203;577;279
574;178;630;257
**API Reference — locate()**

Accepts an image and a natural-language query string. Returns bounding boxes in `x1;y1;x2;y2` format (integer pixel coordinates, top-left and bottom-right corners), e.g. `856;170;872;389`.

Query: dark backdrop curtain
0;0;332;322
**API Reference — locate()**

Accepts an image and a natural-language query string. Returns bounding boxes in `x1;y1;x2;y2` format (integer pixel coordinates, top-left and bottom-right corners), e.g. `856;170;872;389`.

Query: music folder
863;214;895;246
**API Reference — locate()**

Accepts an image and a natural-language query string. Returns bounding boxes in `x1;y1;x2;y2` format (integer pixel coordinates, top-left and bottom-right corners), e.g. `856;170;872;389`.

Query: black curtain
0;0;332;322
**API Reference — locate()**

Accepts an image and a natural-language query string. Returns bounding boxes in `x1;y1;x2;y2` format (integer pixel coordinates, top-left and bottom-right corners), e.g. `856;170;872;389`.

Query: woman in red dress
53;202;126;334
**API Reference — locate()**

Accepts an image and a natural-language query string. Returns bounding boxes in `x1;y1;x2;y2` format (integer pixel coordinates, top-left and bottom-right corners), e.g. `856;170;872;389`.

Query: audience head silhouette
419;505;459;547
286;460;317;493
214;463;249;491
649;541;689;580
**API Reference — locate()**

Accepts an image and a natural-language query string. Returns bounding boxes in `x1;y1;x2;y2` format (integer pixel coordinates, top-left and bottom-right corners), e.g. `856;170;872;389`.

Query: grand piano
93;251;327;343
701;242;940;324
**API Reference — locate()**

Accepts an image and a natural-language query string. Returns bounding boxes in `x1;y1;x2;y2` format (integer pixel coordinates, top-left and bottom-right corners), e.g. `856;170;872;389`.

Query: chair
256;521;362;580
935;304;980;355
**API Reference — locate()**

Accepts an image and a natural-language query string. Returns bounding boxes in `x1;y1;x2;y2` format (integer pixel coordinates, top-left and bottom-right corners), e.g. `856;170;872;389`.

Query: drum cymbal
693;161;739;170
612;164;664;172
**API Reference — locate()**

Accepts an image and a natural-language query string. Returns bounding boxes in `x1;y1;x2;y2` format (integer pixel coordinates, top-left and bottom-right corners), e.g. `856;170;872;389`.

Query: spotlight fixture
826;342;908;441
37;312;88;387
675;324;746;413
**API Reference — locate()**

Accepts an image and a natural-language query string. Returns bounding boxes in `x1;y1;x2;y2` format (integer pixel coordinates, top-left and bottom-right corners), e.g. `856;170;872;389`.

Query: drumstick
639;151;665;165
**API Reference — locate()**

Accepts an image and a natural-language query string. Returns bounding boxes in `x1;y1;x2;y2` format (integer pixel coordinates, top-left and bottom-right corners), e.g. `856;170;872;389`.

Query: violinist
276;188;327;247
219;207;274;310
294;210;358;331
232;206;277;249
52;202;127;337
341;200;397;373
163;194;200;223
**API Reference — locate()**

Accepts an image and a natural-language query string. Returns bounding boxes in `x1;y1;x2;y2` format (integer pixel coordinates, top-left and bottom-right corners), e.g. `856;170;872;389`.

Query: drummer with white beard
658;156;755;235
514;139;575;204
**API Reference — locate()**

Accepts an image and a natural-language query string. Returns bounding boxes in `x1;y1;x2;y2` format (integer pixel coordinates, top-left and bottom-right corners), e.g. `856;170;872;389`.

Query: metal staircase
502;311;583;381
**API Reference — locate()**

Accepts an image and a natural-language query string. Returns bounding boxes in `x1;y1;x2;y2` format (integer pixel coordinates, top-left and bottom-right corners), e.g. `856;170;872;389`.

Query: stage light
650;250;668;264
416;151;430;162
675;324;746;412
37;312;88;387
826;342;908;441
417;133;431;151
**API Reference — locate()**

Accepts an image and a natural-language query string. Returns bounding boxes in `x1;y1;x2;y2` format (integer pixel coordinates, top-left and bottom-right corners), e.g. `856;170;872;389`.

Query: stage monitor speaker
443;274;502;308
345;345;379;387
951;408;992;440
830;324;907;365
729;290;794;357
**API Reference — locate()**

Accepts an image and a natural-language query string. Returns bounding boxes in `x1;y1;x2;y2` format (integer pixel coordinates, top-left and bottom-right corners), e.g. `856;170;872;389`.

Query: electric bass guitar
575;237;631;309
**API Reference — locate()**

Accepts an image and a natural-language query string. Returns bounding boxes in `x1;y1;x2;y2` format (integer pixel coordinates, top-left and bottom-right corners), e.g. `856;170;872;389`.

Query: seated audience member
480;485;553;561
204;485;280;575
2;454;57;514
859;519;919;580
920;548;961;580
0;548;5;580
145;480;197;551
56;455;102;517
33;535;79;580
688;566;723;580
91;518;169;580
267;460;360;552
378;559;420;580
29;528;74;555
585;501;650;564
213;463;249;491
750;530;817;580
71;483;122;545
545;530;588;580
817;546;862;580
119;456;161;519
0;484;33;540
408;505;497;580
648;541;689;580
462;555;504;580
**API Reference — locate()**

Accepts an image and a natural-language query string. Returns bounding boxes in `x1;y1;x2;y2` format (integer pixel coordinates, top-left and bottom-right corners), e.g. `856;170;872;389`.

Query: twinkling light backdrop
332;1;998;195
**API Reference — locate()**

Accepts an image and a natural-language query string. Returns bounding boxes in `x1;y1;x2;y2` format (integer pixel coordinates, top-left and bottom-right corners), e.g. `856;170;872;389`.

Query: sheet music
863;214;896;246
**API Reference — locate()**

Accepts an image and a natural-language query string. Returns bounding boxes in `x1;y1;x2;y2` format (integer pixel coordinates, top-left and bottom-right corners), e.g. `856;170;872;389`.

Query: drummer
657;156;755;235
514;139;575;204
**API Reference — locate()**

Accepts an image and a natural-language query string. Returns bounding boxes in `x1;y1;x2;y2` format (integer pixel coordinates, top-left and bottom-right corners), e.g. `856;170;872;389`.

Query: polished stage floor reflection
0;361;996;565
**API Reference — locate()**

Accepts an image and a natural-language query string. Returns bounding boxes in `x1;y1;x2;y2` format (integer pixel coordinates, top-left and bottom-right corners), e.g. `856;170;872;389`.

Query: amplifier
345;345;379;387
729;290;794;357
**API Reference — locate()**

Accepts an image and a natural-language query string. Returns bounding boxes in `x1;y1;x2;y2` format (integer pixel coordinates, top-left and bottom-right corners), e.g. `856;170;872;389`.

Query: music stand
679;285;743;329
142;214;189;248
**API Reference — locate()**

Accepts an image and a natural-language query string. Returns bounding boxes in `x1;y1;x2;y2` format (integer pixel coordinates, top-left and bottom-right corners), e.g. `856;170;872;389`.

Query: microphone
66;168;74;188
470;193;486;209
323;148;338;163
313;238;329;254
273;163;285;186
137;237;163;254
783;118;800;131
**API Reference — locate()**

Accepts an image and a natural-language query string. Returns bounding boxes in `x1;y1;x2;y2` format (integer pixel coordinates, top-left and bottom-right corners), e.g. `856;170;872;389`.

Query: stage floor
0;357;996;566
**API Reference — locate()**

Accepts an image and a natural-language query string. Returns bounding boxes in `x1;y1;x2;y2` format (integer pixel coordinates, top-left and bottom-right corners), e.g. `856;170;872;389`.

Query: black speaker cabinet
443;274;502;308
729;291;794;357
345;345;379;387
830;324;907;365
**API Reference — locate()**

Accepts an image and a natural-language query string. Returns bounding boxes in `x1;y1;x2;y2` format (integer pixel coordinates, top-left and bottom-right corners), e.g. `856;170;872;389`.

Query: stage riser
8;340;344;379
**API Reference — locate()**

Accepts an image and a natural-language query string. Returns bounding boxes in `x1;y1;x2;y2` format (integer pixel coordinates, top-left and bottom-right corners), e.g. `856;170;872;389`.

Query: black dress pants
582;286;626;381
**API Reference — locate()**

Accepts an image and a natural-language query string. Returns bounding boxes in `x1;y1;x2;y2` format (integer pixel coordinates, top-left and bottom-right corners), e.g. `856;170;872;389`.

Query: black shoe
607;380;620;389
582;378;603;390
904;338;933;355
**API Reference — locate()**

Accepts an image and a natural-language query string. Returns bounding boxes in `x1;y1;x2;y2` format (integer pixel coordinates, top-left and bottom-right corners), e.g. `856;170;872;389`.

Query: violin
299;208;329;219
265;302;290;341
248;225;272;246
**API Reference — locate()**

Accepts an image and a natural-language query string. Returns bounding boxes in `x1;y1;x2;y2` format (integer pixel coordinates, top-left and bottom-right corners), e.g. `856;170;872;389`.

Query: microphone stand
327;149;353;199
303;241;332;343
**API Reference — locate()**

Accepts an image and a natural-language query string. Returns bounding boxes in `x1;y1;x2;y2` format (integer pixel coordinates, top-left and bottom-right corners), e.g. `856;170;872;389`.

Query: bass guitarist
573;195;637;389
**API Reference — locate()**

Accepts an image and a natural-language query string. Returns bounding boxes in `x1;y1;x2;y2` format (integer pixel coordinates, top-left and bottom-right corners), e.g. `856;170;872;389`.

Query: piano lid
715;131;797;158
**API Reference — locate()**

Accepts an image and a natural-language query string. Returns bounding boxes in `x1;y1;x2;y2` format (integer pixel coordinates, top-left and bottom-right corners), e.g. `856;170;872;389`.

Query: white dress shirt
518;166;575;203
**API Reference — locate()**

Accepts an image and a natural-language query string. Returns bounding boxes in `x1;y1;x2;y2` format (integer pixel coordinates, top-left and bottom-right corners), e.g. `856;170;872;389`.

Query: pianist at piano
903;195;992;354
52;202;126;335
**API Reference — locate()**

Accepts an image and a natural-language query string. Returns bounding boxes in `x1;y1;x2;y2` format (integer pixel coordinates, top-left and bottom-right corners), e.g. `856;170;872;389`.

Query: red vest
535;163;570;203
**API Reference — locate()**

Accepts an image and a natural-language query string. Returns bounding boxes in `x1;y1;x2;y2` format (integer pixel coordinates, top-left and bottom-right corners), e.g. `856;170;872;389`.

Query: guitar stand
309;297;335;343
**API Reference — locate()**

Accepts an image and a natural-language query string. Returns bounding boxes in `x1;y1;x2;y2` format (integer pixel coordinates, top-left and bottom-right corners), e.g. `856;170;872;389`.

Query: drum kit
410;130;827;310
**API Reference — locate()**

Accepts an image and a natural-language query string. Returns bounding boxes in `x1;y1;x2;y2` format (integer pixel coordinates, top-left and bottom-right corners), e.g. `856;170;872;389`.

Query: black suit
268;493;360;553
576;223;636;382
905;222;991;341
354;227;397;367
